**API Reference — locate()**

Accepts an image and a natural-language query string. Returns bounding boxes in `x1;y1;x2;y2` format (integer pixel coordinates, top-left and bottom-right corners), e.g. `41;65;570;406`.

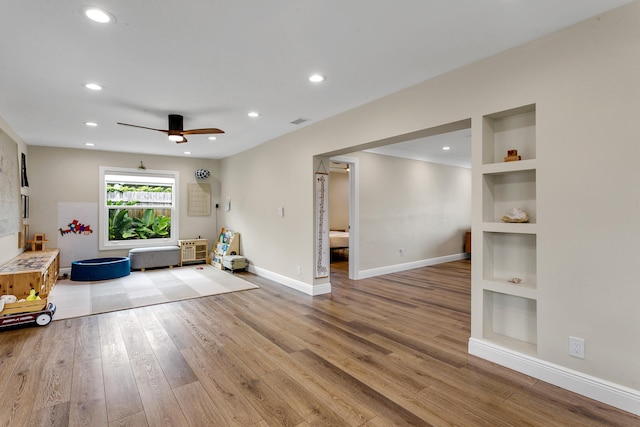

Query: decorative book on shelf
211;229;240;269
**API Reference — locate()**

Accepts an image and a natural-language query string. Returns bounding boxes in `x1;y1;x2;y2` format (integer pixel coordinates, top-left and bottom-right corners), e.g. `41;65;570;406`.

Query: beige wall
217;2;640;399
347;151;471;271
26;146;220;265
328;171;349;231
0;117;28;265
1;0;638;409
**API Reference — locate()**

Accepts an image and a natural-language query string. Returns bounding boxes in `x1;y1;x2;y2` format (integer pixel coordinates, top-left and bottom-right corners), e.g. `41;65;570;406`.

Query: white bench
128;246;180;271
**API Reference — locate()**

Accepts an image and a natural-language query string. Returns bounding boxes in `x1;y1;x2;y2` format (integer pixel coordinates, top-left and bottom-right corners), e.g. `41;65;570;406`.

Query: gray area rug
48;264;258;320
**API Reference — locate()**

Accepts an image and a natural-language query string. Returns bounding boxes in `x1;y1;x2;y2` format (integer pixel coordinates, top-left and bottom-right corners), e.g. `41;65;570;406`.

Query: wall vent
290;118;309;125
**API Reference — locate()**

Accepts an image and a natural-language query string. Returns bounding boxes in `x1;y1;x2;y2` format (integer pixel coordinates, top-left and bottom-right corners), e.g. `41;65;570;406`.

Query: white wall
26;146;220;265
217;1;640;404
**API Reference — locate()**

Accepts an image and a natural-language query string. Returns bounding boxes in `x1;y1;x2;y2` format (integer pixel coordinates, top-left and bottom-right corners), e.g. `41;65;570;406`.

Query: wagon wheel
35;313;52;326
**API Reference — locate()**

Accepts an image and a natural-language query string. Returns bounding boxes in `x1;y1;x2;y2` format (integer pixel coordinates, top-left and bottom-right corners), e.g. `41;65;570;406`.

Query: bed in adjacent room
330;230;349;250
330;230;349;262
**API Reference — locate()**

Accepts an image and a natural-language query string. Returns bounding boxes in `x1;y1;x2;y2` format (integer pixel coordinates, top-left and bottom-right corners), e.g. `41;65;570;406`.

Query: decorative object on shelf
195;168;210;179
504;149;522;162
502;208;529;223
508;277;523;284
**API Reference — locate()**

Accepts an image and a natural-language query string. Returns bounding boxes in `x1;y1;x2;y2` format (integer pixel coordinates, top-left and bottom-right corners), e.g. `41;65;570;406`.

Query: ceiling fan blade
117;122;169;133
176;135;188;143
182;128;225;135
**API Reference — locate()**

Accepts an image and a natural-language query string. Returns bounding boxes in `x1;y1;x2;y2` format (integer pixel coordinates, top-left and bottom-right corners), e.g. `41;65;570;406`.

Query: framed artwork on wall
21;152;29;187
21;195;29;219
22;223;29;248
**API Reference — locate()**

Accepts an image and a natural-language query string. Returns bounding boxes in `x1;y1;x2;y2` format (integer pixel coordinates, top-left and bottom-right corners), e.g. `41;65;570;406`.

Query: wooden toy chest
0;249;59;315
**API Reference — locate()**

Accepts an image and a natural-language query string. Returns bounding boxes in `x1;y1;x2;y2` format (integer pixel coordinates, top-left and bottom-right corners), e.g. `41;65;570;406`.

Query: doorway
329;155;358;280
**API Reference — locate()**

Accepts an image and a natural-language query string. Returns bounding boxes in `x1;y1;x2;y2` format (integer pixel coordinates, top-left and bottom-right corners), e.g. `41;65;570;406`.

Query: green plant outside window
106;182;173;241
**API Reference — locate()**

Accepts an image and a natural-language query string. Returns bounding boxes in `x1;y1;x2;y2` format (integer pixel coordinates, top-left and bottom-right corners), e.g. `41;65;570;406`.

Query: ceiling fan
117;114;224;143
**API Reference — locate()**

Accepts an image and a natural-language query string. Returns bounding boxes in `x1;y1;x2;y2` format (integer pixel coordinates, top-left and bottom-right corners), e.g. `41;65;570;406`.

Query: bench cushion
129;246;180;270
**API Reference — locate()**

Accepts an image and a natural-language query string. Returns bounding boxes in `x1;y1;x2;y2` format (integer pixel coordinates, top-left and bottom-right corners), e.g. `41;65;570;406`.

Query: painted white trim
98;166;180;251
468;338;640;416
330;155;359;280
249;265;331;296
358;253;470;279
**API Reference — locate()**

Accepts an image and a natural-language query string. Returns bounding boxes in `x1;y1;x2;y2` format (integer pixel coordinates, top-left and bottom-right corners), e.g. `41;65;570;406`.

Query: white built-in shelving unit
479;104;538;356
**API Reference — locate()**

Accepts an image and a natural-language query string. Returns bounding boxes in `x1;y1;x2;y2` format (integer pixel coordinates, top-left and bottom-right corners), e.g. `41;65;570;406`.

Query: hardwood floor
0;259;638;426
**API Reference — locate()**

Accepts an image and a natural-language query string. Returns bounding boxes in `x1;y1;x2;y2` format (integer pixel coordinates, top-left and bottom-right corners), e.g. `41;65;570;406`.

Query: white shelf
482;331;538;357
481;158;537;175
481;278;537;300
482;222;537;234
482;104;536;165
483;290;538;355
482;231;537;287
482;169;536;224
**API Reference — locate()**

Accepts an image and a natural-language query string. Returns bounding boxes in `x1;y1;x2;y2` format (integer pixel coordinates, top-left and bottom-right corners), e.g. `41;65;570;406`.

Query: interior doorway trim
330;155;359;280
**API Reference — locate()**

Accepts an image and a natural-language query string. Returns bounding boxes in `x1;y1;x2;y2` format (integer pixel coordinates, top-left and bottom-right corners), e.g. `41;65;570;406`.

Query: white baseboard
358;253;470;279
248;265;331;296
468;338;640;416
248;254;471;295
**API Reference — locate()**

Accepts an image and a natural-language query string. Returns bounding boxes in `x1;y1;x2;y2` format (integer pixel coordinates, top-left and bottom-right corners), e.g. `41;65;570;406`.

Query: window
99;166;179;250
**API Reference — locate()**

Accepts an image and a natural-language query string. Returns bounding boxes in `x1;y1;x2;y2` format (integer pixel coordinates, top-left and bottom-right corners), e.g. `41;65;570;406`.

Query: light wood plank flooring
0;259;638;426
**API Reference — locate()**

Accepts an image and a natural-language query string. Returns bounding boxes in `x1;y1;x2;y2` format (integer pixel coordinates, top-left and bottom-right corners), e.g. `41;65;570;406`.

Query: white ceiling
366;128;473;168
0;1;632;160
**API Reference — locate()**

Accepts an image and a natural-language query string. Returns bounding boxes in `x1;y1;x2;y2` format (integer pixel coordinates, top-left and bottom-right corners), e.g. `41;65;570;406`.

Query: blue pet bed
71;257;131;281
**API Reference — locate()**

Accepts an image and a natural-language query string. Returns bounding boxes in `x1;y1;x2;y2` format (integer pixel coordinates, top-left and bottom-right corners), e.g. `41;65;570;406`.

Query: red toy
0;303;56;329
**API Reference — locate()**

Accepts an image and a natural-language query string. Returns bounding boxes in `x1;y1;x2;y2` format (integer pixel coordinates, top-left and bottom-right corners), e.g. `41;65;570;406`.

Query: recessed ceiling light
442;146;451;151
248;111;260;118
309;74;326;83
184;151;191;155
84;83;103;91
208;136;217;141
84;142;95;146
85;122;98;127
82;7;116;24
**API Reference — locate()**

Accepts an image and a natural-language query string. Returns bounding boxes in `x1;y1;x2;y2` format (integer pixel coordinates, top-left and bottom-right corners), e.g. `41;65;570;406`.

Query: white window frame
99;166;180;250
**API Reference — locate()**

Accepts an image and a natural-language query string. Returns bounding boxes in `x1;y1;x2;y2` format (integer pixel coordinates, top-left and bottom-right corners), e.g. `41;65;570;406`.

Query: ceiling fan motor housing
168;114;184;132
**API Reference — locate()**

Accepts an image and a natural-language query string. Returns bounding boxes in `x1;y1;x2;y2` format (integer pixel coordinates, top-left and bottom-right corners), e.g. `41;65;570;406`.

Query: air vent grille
290;118;309;125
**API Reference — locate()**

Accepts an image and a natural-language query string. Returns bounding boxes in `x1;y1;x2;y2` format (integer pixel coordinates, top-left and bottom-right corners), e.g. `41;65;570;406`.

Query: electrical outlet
569;336;585;359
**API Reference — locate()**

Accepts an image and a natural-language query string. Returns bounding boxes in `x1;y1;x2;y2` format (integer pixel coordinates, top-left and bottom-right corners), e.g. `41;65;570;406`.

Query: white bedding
330;230;349;248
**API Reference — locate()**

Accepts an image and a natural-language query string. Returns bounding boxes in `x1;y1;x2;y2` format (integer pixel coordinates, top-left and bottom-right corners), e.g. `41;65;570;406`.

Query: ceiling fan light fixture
168;134;184;142
309;73;326;83
82;6;116;24
84;82;103;91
